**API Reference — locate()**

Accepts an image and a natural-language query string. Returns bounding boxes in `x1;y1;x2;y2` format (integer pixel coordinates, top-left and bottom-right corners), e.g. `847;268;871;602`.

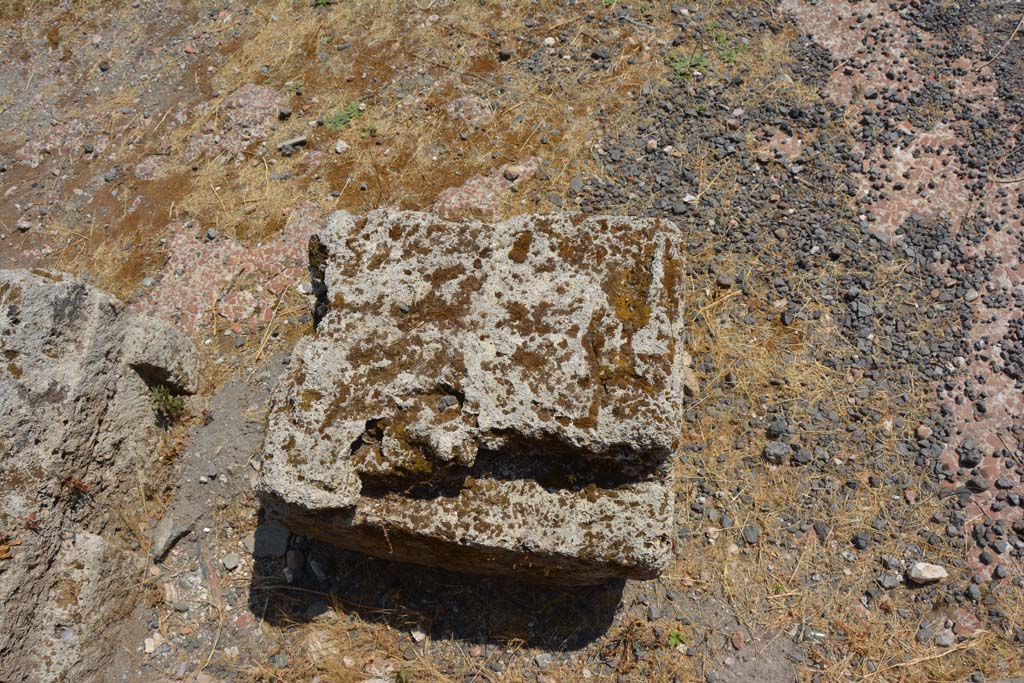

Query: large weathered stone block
257;210;687;583
0;269;199;682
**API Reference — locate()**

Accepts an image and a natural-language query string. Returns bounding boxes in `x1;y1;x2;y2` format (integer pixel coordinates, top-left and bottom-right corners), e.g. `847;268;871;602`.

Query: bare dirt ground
1;1;1023;682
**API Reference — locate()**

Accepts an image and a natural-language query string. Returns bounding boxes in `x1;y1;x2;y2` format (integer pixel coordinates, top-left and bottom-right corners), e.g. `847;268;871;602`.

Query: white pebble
908;562;948;584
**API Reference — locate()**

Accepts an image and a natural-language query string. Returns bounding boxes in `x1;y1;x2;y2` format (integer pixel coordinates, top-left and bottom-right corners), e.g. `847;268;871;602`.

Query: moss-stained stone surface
257;210;687;584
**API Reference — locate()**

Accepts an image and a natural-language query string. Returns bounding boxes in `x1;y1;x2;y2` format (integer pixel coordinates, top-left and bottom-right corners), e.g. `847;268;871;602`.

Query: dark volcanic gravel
581;0;1023;677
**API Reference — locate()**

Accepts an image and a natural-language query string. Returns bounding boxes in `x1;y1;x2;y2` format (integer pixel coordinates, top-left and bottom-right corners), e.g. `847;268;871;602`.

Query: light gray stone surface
0;269;198;683
907;561;949;584
257;210;687;583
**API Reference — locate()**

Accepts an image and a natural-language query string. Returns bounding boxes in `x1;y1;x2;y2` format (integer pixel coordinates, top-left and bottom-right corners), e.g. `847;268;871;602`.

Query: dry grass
19;0;677;331
644;15;1018;669
0;0;108;21
171;0;670;242
662;226;994;682
235;586;686;683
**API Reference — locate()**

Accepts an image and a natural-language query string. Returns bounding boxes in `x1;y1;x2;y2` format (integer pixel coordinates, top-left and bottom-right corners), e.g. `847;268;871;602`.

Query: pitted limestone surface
0;269;199;683
258;210;687;583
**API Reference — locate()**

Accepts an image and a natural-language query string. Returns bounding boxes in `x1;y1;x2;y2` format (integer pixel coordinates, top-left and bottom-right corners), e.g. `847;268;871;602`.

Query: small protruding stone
877;573;900;590
286;548;304;571
907;562;948;584
278;135;307;150
222;553;240;571
763;441;790;465
253;520;290;558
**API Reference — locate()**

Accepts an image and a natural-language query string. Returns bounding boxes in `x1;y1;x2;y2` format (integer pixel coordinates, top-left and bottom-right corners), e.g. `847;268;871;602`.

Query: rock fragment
0;269;198;682
763;441;790;465
222;553;241;571
907;562;948;584
253;520;291;558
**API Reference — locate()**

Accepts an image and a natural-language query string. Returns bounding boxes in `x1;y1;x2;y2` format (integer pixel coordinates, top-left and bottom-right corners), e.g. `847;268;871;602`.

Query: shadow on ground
246;511;625;651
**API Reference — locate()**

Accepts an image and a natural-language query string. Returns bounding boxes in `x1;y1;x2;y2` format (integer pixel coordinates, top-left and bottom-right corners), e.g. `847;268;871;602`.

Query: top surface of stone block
261;210;687;513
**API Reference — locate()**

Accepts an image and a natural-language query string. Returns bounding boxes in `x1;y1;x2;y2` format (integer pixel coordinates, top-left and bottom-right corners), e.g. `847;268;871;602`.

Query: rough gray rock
907;561;949;584
150;511;199;561
253;520;291;558
0;269;198;683
257;210;688;583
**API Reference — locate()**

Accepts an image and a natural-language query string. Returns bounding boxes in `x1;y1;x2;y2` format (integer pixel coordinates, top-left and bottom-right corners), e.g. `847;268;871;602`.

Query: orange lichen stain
508;230;533;263
299;389;322;411
0;282;22;304
284;435;307;466
605;264;652;330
